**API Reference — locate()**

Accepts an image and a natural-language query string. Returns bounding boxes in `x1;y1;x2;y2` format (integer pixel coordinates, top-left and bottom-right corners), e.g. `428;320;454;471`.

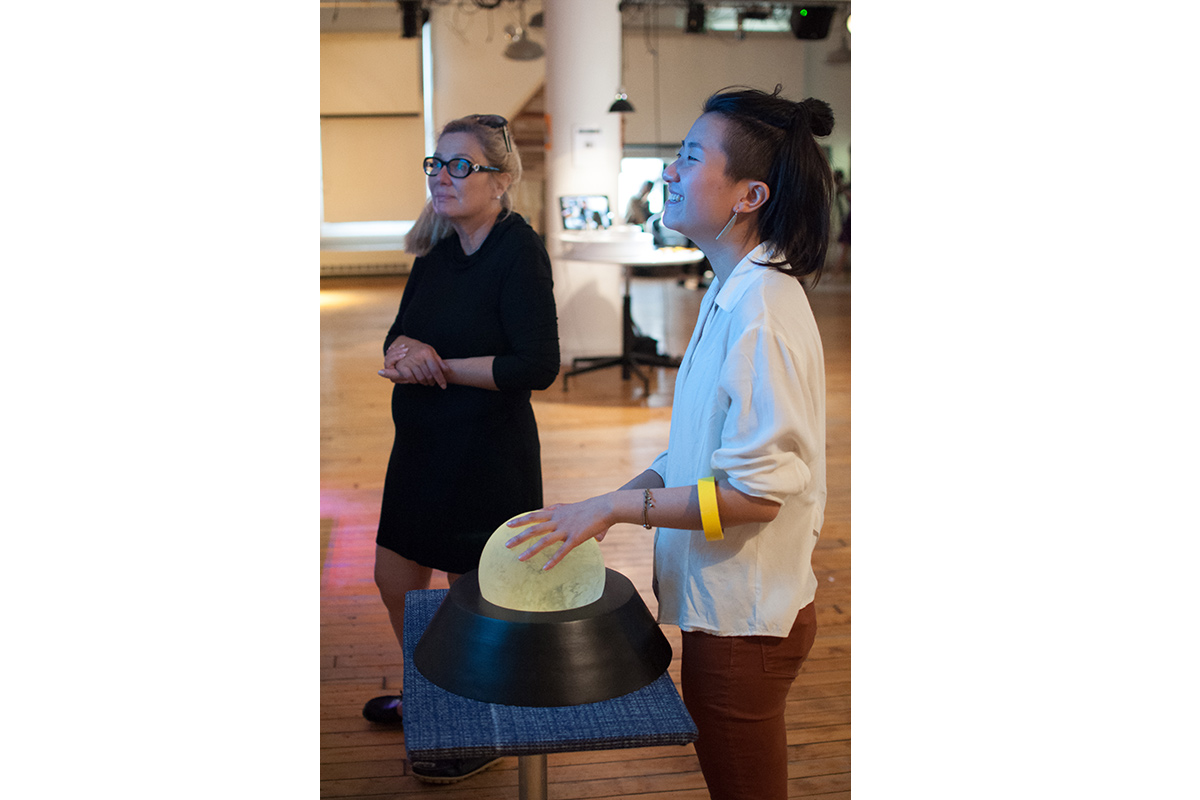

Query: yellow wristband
697;477;723;541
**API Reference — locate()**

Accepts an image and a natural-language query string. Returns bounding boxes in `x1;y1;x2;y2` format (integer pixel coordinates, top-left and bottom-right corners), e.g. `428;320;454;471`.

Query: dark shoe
410;756;502;784
361;694;403;727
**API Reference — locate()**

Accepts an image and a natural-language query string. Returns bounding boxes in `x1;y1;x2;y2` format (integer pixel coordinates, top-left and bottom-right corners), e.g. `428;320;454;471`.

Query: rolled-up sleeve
650;449;669;479
492;239;560;391
711;325;819;505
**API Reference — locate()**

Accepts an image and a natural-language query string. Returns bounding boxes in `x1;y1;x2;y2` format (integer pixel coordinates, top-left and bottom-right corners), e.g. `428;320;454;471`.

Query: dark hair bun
799;98;834;138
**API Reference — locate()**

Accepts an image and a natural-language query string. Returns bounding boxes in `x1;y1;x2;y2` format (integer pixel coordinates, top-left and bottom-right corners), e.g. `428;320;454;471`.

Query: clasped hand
378;337;448;389
504;495;613;571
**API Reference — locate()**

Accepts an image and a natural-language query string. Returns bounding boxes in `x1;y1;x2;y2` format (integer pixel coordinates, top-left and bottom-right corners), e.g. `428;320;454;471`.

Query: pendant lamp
504;0;544;61
608;7;634;113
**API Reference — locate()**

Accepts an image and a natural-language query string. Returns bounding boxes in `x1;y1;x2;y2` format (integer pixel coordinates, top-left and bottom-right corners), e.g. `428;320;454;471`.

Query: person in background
364;113;560;785
505;85;833;800
831;169;850;276
625;179;654;227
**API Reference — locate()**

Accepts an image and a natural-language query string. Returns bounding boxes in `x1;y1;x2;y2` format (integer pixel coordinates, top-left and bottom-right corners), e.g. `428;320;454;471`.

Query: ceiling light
609;91;635;113
504;30;544;60
503;0;544;61
610;16;634;114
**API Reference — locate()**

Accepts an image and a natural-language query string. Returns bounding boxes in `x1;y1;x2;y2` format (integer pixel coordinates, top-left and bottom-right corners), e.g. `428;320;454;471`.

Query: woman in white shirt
507;85;835;800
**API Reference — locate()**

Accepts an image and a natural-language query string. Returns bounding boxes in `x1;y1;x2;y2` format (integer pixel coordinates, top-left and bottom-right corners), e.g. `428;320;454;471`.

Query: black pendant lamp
609;14;634;113
609;91;634;113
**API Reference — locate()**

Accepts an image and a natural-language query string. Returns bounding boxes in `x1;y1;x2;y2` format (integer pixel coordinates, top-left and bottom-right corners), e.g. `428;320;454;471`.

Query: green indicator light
800;8;808;15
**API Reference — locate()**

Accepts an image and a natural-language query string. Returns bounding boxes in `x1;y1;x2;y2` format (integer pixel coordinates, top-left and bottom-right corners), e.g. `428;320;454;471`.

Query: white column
543;0;625;362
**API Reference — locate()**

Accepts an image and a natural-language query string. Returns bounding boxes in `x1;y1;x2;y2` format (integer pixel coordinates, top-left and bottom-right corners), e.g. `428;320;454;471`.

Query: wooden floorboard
321;270;851;797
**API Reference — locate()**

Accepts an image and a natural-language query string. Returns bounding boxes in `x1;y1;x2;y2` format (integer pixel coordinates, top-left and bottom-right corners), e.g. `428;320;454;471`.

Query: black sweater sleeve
493;227;560;391
383;260;420;354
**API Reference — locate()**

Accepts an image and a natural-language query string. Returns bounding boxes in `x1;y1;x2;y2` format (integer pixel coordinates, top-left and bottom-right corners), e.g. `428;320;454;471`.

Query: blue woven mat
403;588;697;760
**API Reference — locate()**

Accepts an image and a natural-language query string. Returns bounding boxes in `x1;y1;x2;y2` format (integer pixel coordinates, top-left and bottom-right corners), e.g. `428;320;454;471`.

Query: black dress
376;212;560;574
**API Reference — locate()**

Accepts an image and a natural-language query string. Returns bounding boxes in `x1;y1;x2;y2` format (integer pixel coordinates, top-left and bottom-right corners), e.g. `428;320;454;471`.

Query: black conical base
414;569;672;707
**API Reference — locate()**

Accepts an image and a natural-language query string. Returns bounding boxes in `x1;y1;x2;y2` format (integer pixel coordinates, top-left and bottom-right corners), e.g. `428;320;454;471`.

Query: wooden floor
320;268;851;798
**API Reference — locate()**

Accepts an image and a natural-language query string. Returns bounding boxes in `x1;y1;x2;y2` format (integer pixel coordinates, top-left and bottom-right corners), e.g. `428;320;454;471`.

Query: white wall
621;31;804;146
428;1;546;130
619;27;851;176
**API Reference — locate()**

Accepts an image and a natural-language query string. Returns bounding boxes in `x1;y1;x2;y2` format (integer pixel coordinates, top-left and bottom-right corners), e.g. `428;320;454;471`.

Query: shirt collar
712;242;780;311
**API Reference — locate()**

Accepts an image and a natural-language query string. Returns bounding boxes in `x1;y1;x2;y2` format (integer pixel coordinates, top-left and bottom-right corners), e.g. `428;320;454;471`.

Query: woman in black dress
362;114;559;783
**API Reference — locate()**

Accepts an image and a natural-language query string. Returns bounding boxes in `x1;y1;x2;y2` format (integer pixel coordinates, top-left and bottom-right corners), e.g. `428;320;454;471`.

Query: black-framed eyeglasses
423;156;503;179
470;114;513;153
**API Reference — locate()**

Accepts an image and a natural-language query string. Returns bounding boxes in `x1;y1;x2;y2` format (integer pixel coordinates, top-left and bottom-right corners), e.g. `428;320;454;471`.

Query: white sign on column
572;125;604;169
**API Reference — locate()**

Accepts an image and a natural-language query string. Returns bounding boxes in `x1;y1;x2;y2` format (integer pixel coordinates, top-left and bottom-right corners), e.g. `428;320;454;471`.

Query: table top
623;247;706;267
560;240;705;267
403;588;697;760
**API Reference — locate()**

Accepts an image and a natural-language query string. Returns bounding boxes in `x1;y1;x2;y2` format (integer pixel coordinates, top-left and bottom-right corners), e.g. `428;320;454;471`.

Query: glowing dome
478;515;605;612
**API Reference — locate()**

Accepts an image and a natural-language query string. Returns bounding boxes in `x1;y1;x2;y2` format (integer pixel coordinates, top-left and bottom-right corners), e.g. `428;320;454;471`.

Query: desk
404;588;697;799
561;247;705;394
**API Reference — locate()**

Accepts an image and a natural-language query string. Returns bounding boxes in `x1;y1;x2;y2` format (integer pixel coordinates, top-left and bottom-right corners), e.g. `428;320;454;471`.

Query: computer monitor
559;195;612;230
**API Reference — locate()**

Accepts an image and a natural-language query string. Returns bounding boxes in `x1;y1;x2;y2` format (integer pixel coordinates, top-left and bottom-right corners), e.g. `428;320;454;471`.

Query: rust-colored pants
680;602;818;800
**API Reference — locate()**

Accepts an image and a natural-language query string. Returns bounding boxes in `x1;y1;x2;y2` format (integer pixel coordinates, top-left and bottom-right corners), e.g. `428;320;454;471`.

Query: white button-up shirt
650;243;826;637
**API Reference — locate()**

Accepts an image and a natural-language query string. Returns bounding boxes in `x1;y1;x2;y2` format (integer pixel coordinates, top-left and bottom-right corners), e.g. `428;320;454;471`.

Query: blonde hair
404;116;523;256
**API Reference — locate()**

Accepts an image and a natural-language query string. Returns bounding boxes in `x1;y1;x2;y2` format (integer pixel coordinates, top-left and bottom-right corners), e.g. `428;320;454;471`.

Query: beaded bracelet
641;488;655;529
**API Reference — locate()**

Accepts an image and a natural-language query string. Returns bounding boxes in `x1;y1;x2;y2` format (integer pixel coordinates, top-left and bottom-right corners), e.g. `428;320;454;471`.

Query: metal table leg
561;264;675;395
518;754;548;800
